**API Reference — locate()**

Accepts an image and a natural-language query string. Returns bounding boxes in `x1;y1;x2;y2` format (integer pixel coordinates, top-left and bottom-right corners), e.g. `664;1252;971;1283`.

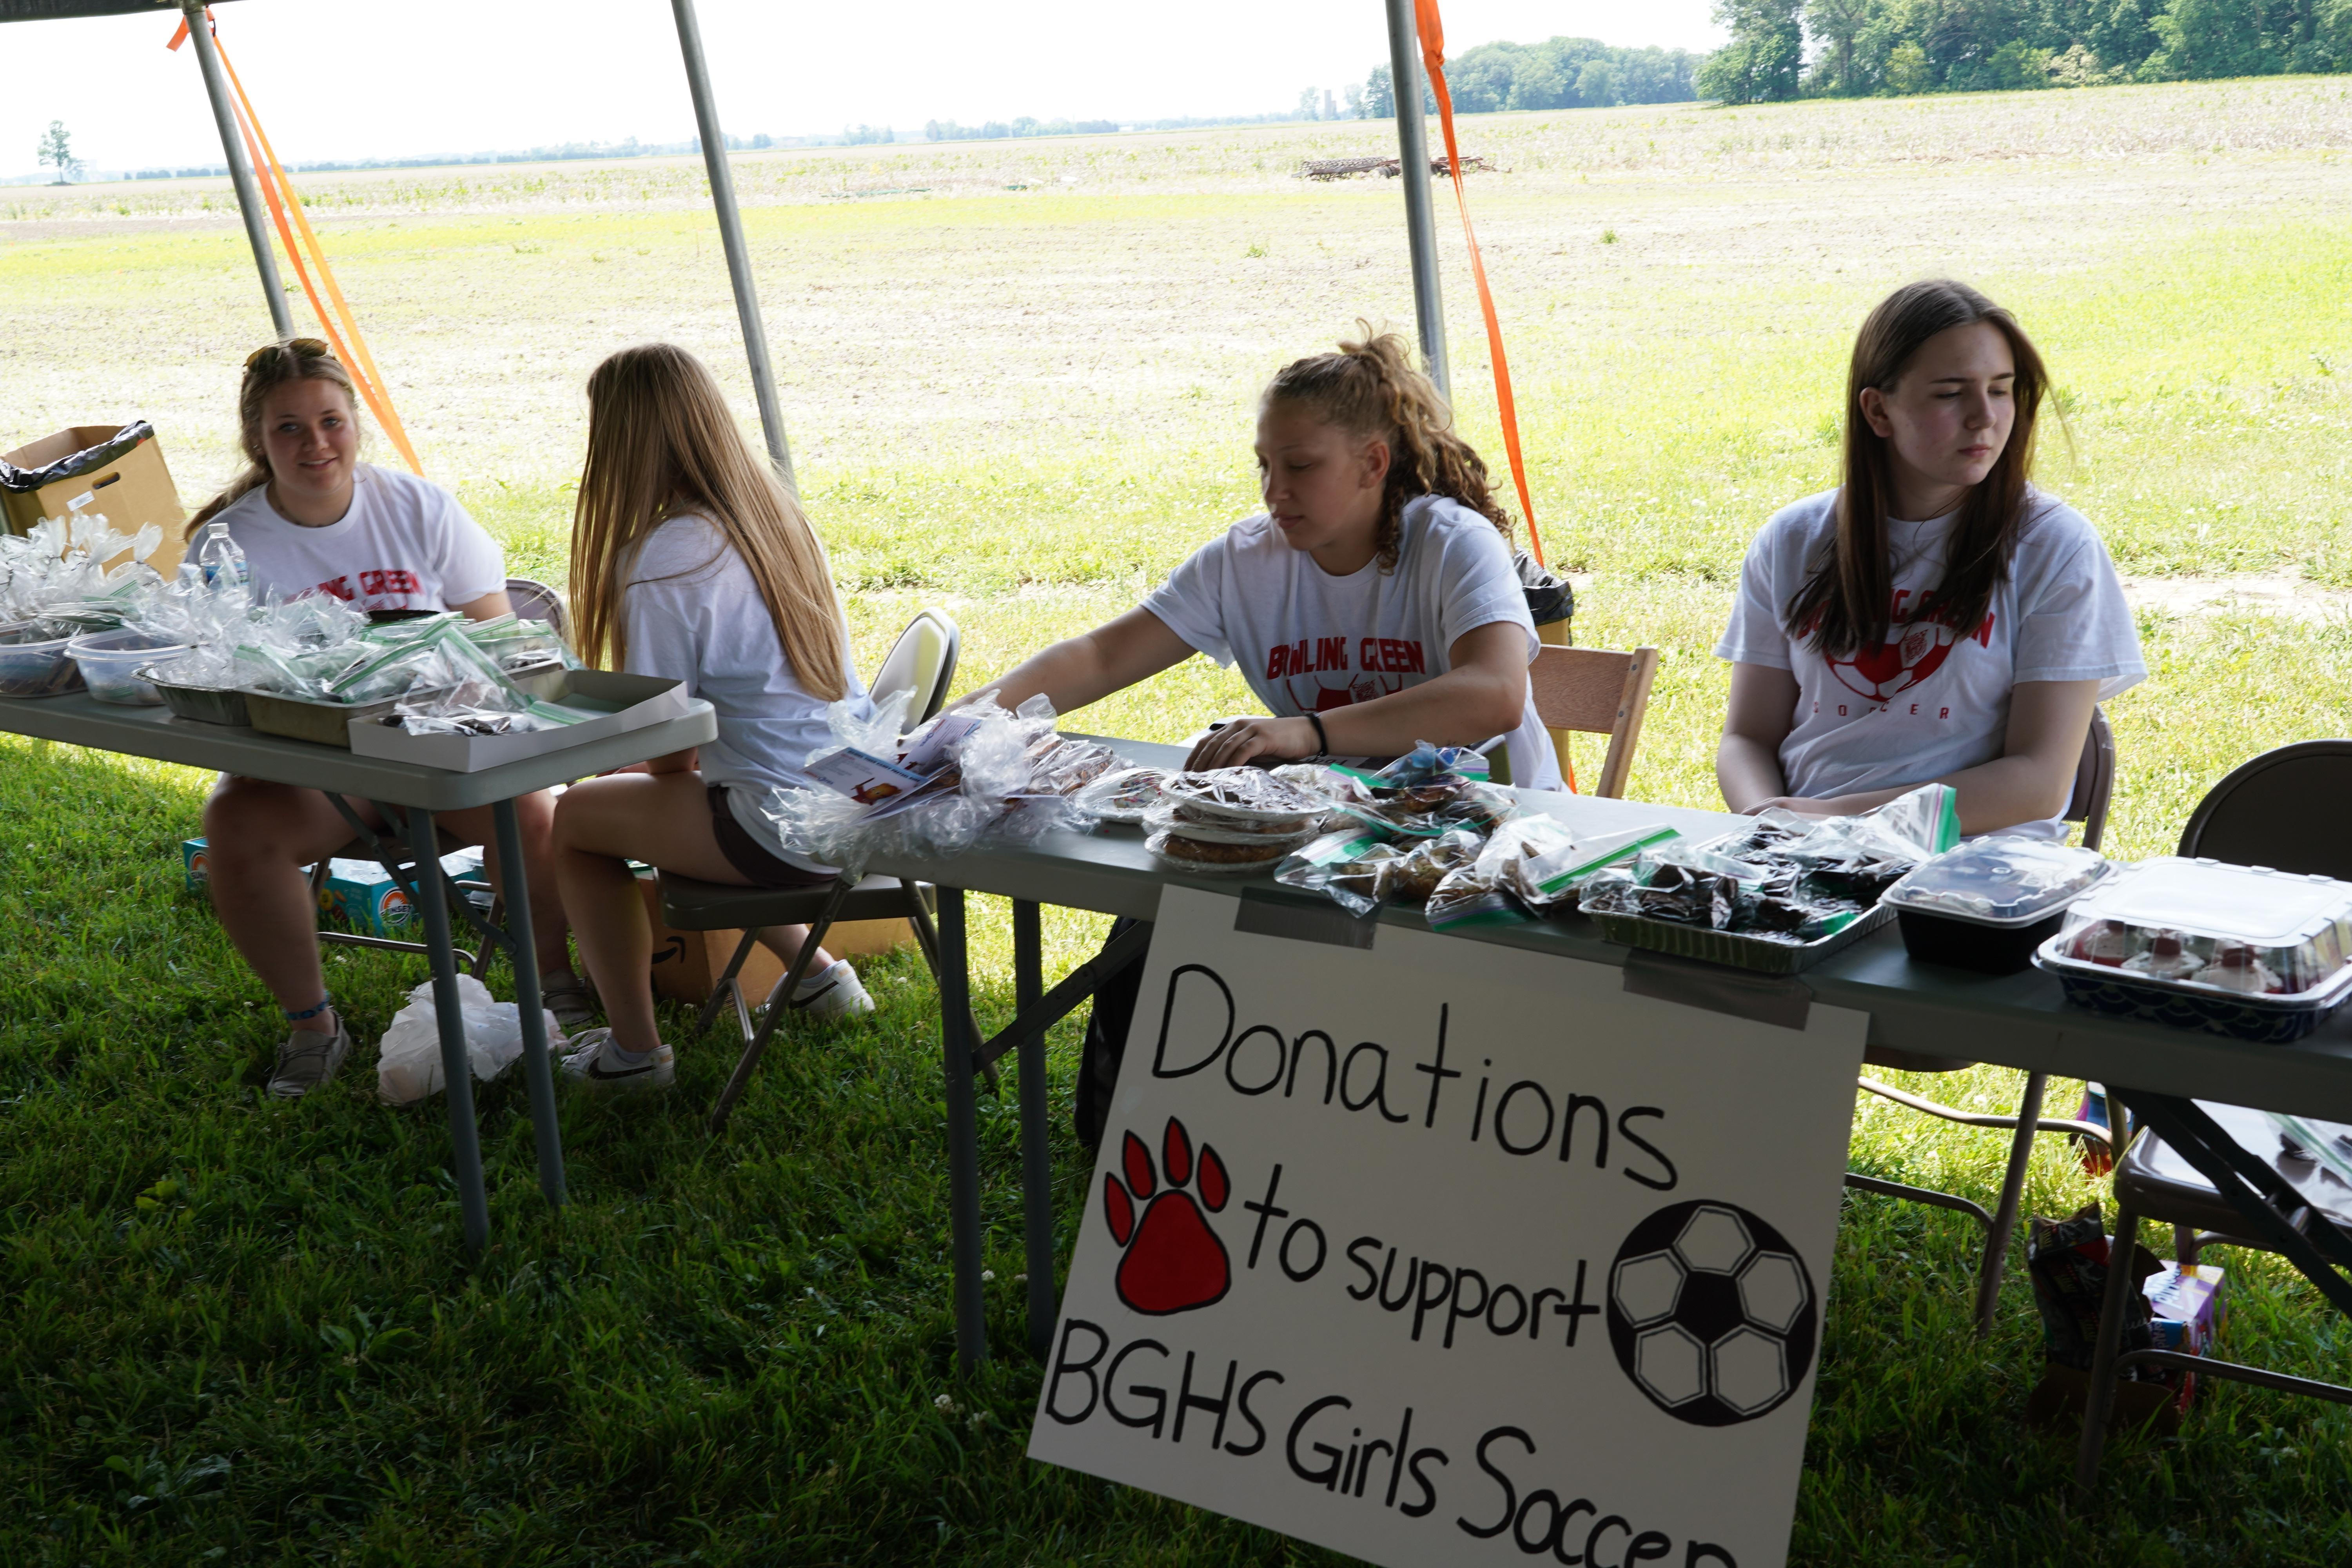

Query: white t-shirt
1142;494;1562;790
212;464;505;612
1715;486;2145;839
619;514;870;867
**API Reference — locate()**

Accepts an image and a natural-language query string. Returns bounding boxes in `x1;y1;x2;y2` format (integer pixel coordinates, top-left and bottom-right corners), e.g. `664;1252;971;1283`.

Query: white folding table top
862;735;2352;1123
0;689;718;811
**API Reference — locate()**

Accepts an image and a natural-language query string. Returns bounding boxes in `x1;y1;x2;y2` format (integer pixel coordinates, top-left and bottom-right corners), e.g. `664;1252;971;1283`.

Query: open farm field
4;77;2352;1564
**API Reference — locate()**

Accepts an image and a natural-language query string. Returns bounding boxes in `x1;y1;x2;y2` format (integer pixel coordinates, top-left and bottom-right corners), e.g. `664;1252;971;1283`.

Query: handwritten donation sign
1028;886;1869;1568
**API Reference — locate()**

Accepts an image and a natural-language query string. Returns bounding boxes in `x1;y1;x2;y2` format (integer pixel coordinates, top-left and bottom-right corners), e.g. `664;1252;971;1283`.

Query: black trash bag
0;421;153;493
1517;550;1573;636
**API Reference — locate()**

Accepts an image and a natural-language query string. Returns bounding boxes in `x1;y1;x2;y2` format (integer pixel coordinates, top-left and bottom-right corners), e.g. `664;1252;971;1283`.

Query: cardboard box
347;670;693;771
635;871;910;1005
3;423;187;574
2145;1259;2226;1355
183;837;486;937
320;850;487;936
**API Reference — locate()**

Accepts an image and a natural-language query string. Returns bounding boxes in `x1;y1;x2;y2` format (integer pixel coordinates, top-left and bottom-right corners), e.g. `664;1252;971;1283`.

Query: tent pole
181;1;293;340
670;0;795;486
1382;0;1448;397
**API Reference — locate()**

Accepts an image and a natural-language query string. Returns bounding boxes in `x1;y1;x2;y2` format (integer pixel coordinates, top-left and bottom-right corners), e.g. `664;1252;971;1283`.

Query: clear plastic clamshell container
2033;857;2352;1042
0;618;86;698
1884;837;2112;974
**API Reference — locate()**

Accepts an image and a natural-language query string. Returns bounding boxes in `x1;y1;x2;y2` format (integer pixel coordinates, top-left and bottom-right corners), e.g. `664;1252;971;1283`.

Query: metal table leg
408;806;490;1253
1014;899;1056;1360
492;799;565;1209
937;886;987;1369
2074;1193;2142;1488
1973;1070;2047;1337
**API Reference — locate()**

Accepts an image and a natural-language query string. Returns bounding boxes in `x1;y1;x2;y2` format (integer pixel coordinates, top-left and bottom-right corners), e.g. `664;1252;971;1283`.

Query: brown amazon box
2;424;189;573
635;873;910;1005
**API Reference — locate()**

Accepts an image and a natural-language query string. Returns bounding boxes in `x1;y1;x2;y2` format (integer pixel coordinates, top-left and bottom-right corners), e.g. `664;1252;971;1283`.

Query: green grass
7;80;2352;1563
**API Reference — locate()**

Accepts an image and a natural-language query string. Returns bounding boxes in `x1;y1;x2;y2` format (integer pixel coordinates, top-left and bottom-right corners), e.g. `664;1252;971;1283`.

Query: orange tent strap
1414;0;1543;572
1415;0;1567;788
194;14;425;476
226;72;421;473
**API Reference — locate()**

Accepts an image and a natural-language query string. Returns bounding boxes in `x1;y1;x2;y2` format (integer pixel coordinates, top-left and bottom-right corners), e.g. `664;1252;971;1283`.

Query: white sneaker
559;1027;675;1093
789;959;875;1021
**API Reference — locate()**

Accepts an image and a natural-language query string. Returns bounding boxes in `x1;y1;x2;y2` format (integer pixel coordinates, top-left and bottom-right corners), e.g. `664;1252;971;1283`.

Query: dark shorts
707;784;836;890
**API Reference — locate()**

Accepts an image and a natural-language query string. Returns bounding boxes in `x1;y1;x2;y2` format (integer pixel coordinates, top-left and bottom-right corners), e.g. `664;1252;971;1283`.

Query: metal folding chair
1844;707;2120;1336
2063;737;2352;1482
666;608;964;1132
2073;1103;2352;1486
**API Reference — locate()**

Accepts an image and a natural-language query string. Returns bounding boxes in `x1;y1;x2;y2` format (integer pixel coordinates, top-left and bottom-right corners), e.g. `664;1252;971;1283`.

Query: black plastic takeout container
1894;905;2065;975
1883;838;2113;976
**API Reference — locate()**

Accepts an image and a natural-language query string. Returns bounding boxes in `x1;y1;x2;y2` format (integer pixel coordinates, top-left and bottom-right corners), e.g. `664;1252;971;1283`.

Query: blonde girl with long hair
982;325;1557;1143
198;339;583;1100
1716;280;2145;836
551;344;874;1091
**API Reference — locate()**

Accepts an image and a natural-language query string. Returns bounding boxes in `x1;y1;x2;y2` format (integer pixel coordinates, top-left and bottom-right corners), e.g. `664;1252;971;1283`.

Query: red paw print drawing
1103;1118;1232;1315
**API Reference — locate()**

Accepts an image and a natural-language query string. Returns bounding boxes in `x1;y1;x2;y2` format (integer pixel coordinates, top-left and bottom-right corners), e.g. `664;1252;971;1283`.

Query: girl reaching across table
1715;279;2145;839
549;344;874;1094
196;339;583;1100
981;325;1556;1145
982;325;1557;788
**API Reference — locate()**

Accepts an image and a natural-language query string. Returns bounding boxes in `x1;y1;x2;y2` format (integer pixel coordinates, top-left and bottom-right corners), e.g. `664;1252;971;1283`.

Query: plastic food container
66;627;189;706
1885;838;2112;975
1585;902;1895;976
2033;857;2352;1043
0;618;86;698
141;665;253;726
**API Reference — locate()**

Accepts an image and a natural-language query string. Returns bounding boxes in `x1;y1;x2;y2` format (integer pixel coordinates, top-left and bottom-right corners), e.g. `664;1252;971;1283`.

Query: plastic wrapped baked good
1388;829;1484;906
1072;766;1172;824
1162;767;1330;824
2034;857;2352;1042
1274;830;1407;917
1147;829;1300;876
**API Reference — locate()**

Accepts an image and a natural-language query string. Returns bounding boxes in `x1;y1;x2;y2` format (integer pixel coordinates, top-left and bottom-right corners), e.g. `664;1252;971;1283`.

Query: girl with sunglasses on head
981;325;1556;1145
194;340;584;1099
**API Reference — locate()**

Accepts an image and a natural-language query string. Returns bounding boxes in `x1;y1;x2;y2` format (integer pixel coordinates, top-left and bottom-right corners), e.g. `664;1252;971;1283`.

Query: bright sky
3;0;1723;179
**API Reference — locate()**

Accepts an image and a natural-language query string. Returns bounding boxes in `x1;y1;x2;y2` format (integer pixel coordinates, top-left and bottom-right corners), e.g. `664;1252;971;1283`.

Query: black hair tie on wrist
1306;712;1329;759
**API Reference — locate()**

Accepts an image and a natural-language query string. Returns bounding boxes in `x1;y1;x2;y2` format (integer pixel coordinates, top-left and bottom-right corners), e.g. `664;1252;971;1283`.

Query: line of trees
1348;36;1709;116
923;117;1119;142
1705;0;2352;104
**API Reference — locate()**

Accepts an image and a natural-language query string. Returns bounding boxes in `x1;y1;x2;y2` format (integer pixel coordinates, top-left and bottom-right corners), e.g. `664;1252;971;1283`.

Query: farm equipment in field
1300;153;1492;180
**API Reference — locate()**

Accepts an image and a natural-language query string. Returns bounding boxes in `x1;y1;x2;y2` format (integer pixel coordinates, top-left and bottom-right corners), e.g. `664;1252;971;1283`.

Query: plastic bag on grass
375;973;561;1106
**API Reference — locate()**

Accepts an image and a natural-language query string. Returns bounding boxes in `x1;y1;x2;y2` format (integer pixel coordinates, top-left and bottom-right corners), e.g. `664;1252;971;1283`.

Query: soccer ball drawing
1606;1200;1818;1426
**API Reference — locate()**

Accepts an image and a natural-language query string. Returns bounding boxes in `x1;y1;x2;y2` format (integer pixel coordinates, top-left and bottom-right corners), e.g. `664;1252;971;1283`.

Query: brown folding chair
1524;643;1659;798
1845;707;2121;1336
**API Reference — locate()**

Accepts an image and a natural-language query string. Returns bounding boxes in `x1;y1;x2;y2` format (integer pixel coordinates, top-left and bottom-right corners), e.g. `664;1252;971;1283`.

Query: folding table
864;736;2352;1421
0;688;717;1251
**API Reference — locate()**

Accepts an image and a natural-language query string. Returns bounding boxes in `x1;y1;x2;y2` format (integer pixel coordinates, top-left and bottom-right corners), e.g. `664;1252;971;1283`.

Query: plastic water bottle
195;519;250;594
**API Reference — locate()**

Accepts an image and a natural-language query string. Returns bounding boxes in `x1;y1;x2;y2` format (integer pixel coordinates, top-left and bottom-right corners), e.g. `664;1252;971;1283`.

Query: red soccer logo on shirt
1825;610;1994;705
